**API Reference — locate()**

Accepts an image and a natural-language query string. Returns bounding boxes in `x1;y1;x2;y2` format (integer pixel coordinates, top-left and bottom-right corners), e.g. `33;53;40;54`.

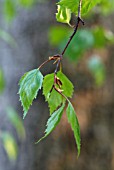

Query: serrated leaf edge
66;100;81;157
35;102;65;144
18;69;43;119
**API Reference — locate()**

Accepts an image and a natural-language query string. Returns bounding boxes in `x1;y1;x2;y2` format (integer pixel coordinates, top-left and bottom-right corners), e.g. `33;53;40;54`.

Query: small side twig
38;55;61;70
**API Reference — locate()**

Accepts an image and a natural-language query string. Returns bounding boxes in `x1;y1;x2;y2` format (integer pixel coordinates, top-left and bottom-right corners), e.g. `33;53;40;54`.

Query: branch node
78;17;84;25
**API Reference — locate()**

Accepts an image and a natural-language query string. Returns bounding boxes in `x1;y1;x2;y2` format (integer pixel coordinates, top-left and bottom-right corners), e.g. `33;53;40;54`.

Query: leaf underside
56;5;71;24
19;69;43;119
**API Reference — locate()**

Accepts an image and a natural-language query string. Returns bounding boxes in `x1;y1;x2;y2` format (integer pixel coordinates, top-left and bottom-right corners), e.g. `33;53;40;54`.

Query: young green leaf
48;89;64;114
42;73;54;101
58;0;101;16
66;101;81;156
43;73;63;114
43;71;74;114
36;103;65;143
56;5;71;25
19;69;43;119
57;71;74;98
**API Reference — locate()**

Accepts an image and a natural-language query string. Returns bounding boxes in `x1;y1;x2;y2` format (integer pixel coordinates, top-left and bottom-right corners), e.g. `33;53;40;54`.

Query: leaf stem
38;59;51;70
54;59;61;74
54;85;69;103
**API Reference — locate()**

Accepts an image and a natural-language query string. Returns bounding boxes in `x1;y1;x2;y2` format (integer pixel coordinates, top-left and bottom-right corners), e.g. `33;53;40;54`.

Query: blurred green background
0;0;114;170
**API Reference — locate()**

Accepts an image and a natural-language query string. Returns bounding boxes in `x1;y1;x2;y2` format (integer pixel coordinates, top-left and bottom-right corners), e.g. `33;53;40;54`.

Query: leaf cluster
19;68;80;156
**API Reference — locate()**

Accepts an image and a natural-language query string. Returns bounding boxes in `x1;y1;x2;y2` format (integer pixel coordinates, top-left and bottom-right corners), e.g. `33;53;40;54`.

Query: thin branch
39;0;84;74
61;18;80;56
52;0;84;100
61;0;84;56
54;59;61;74
39;0;84;100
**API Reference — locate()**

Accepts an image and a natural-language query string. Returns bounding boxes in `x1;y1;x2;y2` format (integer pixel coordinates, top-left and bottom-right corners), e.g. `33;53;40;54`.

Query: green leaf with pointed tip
42;73;54;101
19;69;43;119
56;5;71;24
36;103;65;143
43;71;74;114
58;0;101;16
66;101;81;156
